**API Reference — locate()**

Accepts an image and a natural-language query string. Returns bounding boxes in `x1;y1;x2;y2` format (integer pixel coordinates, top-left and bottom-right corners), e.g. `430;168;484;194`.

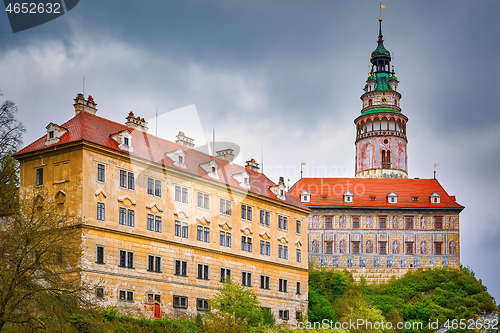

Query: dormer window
44;123;68;146
412;196;419;201
232;170;250;190
110;129;133;153
280;190;284;197
178;156;183;164
300;189;310;203
124;137;129;146
429;191;441;204
269;177;287;201
49;131;54;139
199;160;219;180
370;196;376;201
387;190;398;204
343;189;353;203
166;148;187;169
212;166;216;173
243;177;248;185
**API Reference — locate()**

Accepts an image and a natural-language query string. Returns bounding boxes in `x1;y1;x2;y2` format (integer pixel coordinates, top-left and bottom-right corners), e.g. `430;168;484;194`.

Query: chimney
125;111;149;132
245;158;260;172
175;131;195;148
278;176;285;186
216;148;235;163
74;93;97;115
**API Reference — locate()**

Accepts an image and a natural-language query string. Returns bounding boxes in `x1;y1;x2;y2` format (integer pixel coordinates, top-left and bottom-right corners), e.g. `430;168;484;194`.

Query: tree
0;195;91;331
0;91;25;214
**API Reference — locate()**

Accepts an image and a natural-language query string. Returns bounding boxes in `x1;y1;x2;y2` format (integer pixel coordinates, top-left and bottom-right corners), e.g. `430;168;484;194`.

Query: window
284;245;288;259
147;214;154;231
296;281;301;295
119;290;134;302
128;172;134;190
296;249;301;263
325;241;333;254
405;217;413;229
325;217;333;229
197;298;210;311
278;245;288;259
379;217;386;229
220;268;231;282
278;215;288;230
352;242;360;254
278;278;288;292
260;241;270;255
279;310;289;320
174;260;187;276
147;293;161;305
155;216;161;232
260;210;271;226
412;197;419;201
197;192;209;209
182;222;188;238
296;220;301;234
260;275;270;289
370;197;376;201
379;242;387;254
119;208;126;225
120;170;126;187
119;250;134;268
124;137;129;146
296;311;302;321
36;168;43;186
241;204;252;221
175;186;188;203
197;264;209;280
98;164;105;182
96;245;105;264
406;242;413;255
241;236;252;252
48;130;54;139
148;178;154;195
97;203;105;221
173;296;188;308
127;210;135;227
435;217;442;229
242;271;252;286
220;231;231;247
197;226;202;241
204;227;210;242
175;221;181;237
155;180;161;197
96;287;104;299
220;199;231;215
435;243;442;255
147;255;162;273
178;155;183;164
352;217;360;229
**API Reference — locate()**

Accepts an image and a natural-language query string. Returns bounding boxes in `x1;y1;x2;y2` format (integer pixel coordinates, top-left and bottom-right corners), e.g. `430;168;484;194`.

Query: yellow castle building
14;93;309;322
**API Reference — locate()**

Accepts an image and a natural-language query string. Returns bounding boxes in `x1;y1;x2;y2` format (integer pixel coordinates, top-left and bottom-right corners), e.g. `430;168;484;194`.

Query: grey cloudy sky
1;0;499;301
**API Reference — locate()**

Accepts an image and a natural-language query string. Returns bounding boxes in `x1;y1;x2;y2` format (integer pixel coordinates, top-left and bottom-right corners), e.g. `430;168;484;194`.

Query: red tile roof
14;111;309;211
289;178;463;209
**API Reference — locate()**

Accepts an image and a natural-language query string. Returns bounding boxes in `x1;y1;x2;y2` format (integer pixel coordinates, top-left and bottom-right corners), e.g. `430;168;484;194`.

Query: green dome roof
365;72;394;92
371;44;391;58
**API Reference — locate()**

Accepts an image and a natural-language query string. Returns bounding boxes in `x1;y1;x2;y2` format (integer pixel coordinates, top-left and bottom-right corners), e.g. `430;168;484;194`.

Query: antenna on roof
155;107;158;136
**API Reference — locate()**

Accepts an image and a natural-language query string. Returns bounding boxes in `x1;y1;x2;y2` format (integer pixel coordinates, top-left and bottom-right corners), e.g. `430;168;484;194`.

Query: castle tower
355;18;408;179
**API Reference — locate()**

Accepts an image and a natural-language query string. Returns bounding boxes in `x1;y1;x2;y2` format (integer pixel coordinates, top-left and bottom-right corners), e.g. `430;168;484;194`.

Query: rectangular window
197;192;203;208
241;236;252;252
96;287;104;299
260;240;270;255
352;242;360;254
197;226;203;241
119;250;134;268
435;217;442;229
296;220;301;234
379;217;386;229
266;241;270;256
127;210;135;227
279;310;289;320
241;204;246;219
175;220;181;237
284;245;288;259
96;245;105;264
296;281;301;295
119;208;126;225
325;241;333;254
147;255;162;273
405;217;413;229
97;203;105;221
260;210;271;226
204;227;210;243
220;268;231;282
352;217;360;229
242;272;252;287
182;188;188;204
247;206;253;221
148;178;154;195
278;215;283;229
36;168;43;186
197;298;210;311
97;164;105;182
175;260;188;276
120;170;127;188
119;290;134;302
325;217;333;229
173;296;188;308
220;199;225;214
220;231;231;247
155;180;161;197
197;264;210;280
155;216;161;232
175;186;181;202
278;278;288;292
182;222;188;238
128;172;134;190
379;242;387;254
204;194;209;209
435;243;442;255
260;275;270;289
296;249;301;263
406;242;413;255
147;214;154;231
284;217;288;230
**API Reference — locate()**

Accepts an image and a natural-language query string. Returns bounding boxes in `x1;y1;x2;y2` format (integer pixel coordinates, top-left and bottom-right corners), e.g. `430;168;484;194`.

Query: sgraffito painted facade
14;95;309;322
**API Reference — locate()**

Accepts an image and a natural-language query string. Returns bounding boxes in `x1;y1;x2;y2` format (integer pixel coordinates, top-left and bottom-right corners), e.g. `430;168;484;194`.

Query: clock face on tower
380;96;388;104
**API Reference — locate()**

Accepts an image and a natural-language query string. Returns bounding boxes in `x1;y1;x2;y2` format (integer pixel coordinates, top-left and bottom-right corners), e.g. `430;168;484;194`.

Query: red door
154;303;161;319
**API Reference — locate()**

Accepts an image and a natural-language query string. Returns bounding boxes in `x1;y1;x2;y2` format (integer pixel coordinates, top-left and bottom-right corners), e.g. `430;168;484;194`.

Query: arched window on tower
381;150;386;168
387;150;391;168
368;99;373;106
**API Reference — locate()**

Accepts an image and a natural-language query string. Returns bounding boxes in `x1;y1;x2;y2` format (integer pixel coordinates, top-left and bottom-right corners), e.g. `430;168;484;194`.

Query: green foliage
308;289;337;323
195;313;203;327
261;307;275;326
